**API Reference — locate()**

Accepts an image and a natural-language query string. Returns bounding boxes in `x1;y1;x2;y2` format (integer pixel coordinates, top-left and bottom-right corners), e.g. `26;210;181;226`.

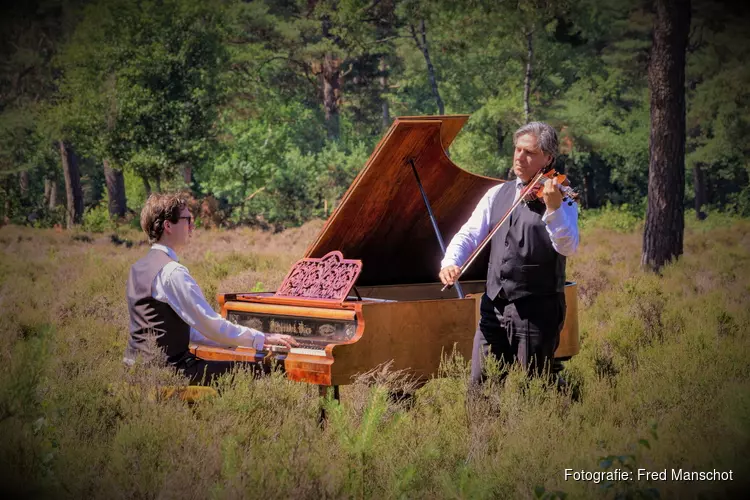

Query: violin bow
440;168;548;292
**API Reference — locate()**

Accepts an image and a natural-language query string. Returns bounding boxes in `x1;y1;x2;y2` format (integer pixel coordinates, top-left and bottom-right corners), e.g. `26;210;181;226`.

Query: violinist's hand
439;265;461;286
543;177;563;213
264;333;299;350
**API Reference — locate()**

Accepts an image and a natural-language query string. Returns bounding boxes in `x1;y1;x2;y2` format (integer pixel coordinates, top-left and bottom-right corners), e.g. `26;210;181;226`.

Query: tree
641;0;690;272
56;0;229;202
685;0;750;217
409;19;444;116
103;159;126;217
552;0;652;207
0;0;76;224
59;141;83;227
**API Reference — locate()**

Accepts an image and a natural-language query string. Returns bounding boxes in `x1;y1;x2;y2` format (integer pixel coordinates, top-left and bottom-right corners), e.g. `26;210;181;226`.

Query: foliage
81;203;115;233
0;0;749;227
579;202;644;233
53;0;229;182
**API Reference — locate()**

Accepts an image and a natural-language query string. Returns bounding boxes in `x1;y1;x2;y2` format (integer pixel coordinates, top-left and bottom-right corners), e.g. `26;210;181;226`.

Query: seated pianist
123;193;298;385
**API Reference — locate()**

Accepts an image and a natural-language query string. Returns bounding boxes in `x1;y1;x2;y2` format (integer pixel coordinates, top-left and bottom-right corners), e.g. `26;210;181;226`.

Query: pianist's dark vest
486;183;566;301
125;249;190;365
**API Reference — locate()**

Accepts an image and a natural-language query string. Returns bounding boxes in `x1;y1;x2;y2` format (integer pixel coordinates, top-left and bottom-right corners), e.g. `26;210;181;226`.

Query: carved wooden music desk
190;115;579;389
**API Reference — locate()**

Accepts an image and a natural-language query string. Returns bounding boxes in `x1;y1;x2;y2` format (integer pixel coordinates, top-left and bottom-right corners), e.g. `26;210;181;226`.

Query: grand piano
190;115;579;388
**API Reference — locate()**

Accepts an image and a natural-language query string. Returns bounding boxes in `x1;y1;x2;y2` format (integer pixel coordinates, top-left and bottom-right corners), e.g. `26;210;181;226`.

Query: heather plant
0;216;749;498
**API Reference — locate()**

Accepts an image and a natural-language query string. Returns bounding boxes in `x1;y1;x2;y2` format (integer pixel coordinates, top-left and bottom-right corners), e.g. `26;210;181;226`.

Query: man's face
166;207;193;249
513;133;552;183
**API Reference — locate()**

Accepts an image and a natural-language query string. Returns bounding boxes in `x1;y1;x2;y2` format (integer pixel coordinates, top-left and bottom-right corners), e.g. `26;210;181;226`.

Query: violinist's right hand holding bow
439;265;461;286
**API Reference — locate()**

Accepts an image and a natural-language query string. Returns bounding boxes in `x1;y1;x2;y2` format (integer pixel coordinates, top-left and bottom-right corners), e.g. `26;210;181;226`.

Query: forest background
2;0;749;230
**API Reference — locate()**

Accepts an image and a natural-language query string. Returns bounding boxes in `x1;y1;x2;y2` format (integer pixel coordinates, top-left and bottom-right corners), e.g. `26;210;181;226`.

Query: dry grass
0;214;749;499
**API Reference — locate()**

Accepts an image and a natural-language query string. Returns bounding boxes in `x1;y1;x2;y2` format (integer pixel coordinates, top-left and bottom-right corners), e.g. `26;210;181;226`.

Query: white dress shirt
441;178;579;269
150;244;265;350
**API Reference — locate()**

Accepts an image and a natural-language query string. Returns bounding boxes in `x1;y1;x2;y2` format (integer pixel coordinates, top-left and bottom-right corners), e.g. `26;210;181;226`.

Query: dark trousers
471;291;566;384
177;354;272;386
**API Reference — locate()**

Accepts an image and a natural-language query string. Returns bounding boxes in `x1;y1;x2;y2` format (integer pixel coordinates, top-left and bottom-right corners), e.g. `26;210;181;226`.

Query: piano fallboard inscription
226;311;357;345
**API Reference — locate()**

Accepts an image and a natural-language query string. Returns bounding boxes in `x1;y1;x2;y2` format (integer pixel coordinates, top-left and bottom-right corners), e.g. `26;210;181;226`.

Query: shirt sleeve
440;185;502;269
189;327;228;347
156;262;266;350
541;200;580;256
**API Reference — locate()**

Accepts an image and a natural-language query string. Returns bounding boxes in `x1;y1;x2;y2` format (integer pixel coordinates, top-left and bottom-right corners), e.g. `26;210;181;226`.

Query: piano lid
304;115;504;287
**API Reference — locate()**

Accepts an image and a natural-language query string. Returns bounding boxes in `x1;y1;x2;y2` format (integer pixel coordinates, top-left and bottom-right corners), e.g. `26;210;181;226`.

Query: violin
522;168;579;205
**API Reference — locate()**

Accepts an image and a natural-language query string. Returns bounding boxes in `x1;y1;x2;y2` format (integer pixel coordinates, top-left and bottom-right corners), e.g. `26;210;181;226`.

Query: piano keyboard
289;347;327;357
296;341;326;350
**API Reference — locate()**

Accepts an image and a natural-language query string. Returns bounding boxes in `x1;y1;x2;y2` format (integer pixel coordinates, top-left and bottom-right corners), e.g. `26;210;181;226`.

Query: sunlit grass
0;213;749;498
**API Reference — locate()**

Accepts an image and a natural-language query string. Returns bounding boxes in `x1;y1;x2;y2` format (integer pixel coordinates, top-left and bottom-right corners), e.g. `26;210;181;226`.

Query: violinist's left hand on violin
542;177;563;213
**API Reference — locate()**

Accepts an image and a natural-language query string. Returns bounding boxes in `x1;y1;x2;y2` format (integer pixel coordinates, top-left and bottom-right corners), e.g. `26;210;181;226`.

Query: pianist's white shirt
150;244;265;350
441;178;580;269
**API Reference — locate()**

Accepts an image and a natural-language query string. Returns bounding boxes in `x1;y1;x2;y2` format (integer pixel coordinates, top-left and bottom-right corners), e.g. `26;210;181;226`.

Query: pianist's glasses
178;216;194;226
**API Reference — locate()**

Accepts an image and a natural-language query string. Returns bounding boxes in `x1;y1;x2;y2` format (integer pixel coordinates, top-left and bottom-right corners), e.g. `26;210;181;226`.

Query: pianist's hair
513;122;559;163
140;193;188;244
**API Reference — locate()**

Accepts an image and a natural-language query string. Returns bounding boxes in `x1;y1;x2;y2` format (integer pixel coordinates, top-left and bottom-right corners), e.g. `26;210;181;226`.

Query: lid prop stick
408;158;465;299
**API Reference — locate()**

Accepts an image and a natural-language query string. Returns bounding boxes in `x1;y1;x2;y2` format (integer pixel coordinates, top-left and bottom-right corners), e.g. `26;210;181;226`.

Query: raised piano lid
304;115;503;287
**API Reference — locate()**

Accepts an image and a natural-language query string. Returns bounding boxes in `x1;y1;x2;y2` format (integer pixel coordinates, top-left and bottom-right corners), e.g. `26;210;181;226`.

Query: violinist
439;122;579;384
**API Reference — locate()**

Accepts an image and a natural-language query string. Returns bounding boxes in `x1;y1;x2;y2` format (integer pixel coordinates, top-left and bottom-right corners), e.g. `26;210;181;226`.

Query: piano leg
318;385;340;425
318;384;340;401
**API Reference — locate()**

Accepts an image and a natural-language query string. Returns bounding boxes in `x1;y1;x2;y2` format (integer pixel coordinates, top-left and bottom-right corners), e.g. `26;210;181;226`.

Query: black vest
486;183;566;301
125;249;191;365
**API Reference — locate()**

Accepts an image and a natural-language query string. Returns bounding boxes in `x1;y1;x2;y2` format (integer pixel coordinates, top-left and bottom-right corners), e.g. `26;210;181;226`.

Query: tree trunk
322;52;341;140
693;162;707;220
103;159;127;218
141;175;152;196
44;178;58;209
641;0;690;272
379;57;390;131
182;165;192;187
240;174;248;220
583;168;597;209
59;141;84;228
155;174;162;193
3;178;11;222
496;121;504;155
47;179;57;209
44;178;52;208
524;30;533;123
411;20;444;116
19;171;29;201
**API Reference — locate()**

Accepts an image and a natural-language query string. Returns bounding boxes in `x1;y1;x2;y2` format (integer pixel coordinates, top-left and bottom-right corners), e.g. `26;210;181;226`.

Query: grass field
1;211;749;499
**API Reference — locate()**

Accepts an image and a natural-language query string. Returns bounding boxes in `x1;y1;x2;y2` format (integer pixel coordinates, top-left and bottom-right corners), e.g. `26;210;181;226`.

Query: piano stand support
318;384;340;400
318;385;340;425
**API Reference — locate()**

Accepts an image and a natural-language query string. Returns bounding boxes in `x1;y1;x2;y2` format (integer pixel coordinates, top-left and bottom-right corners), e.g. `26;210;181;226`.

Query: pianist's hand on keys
264;333;299;349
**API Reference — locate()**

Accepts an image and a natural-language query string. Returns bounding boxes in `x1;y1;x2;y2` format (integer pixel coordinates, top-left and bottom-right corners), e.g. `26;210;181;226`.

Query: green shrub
81;204;115;233
580;203;643;233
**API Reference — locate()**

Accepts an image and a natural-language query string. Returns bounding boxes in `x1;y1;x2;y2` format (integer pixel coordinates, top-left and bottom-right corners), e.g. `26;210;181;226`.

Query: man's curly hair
140;193;188;244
